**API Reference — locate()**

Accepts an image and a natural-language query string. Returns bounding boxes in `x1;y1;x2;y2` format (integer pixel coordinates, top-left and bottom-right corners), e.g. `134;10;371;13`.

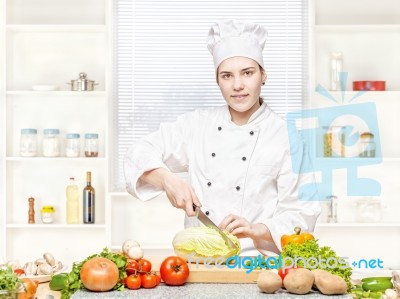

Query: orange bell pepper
280;226;314;249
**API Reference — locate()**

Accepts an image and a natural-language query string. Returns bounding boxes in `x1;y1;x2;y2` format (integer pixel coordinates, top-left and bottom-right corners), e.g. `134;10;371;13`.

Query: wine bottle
83;171;95;224
66;177;79;224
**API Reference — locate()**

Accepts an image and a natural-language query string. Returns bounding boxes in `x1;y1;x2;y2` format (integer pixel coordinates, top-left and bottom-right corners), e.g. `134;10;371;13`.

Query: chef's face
217;57;266;125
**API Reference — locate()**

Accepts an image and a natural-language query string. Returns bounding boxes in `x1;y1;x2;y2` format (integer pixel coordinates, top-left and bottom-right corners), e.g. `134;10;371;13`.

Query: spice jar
41;205;55;224
323;126;346;157
43;129;60;157
20;128;38;157
84;133;99;157
359;132;375;157
65;133;81;157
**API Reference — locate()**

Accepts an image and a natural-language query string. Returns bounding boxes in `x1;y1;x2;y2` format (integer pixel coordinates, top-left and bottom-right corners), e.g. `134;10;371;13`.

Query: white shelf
314;157;400;162
315;91;400;96
5;157;106;162
317;222;400;228
6;91;106;96
6;24;106;33
6;224;106;229
315;24;400;33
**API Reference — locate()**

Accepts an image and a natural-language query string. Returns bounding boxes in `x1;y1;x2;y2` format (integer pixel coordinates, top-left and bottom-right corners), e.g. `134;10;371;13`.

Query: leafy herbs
60;248;127;299
0;266;20;291
281;239;352;289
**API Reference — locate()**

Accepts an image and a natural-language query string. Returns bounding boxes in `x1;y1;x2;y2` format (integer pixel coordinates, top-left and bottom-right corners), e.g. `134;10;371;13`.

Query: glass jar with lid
359;132;375;157
84;133;99;157
43;129;60;157
20;128;38;157
41;205;55;224
65;133;81;157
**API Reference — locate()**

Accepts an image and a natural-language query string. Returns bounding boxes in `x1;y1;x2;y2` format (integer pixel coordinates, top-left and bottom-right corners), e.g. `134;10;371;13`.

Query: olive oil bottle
83;171;95;224
66;177;79;224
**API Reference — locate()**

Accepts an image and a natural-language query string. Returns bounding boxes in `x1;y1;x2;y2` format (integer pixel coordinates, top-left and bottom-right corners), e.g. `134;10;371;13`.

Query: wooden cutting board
151;256;262;283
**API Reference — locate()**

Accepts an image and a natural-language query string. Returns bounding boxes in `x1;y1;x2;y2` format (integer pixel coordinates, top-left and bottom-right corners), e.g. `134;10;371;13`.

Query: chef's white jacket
124;102;321;256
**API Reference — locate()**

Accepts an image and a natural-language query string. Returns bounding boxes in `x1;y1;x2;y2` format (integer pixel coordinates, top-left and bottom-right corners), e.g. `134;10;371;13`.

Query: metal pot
67;72;98;91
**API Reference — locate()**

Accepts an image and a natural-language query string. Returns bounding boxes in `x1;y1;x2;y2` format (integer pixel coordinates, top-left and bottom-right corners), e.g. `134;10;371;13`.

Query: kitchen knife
193;204;237;250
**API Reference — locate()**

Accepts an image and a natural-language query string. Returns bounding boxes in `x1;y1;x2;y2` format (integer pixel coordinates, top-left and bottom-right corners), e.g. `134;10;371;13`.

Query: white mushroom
37;263;53;275
122;239;140;255
52;260;63;273
35;258;47;266
127;246;144;260
23;262;37;276
43;252;55;266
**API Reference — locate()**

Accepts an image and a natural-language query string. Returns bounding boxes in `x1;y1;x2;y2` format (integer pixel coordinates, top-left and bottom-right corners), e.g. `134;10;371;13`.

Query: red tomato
138;259;152;273
14;268;25;276
278;267;300;285
126;260;140;276
154;273;161;286
141;273;158;289
125;274;141;290
160;256;189;286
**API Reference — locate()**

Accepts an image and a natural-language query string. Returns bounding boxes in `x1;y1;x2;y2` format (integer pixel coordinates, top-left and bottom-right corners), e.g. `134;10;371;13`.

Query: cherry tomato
14;268;25;276
154;273;161;286
160;256;189;286
141;273;158;289
138;259;152;273
125;274;141;290
126;260;140;276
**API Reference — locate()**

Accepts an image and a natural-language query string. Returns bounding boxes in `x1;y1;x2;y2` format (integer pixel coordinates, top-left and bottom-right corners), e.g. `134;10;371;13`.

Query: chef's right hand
161;171;201;217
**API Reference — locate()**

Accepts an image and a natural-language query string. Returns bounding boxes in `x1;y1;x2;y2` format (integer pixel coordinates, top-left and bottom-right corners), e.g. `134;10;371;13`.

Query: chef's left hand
219;214;268;240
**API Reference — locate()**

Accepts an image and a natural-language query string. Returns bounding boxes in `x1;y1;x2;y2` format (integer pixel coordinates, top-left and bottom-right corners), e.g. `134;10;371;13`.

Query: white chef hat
207;19;268;70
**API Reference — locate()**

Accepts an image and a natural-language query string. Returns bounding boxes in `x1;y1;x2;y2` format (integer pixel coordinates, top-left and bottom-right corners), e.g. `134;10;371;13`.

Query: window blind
112;0;308;191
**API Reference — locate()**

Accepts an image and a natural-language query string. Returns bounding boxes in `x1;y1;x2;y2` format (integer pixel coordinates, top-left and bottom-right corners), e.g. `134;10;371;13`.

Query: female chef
124;20;321;255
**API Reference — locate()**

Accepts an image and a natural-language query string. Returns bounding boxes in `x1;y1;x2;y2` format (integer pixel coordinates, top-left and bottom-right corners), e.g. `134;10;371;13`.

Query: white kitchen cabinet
1;0;400;272
311;0;400;269
0;0;111;267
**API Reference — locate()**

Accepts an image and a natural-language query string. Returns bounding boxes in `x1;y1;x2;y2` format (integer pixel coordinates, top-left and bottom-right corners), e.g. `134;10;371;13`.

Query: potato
311;269;348;295
283;268;314;295
257;270;282;294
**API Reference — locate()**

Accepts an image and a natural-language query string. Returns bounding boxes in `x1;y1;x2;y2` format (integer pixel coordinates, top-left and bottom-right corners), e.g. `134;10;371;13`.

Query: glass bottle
330;52;343;91
66;177;79;224
20;128;38;157
83;171;95;224
65;133;81;157
43;128;60;157
84;133;99;157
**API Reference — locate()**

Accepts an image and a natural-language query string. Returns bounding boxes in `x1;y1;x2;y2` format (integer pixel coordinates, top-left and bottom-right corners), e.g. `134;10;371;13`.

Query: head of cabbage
172;227;240;262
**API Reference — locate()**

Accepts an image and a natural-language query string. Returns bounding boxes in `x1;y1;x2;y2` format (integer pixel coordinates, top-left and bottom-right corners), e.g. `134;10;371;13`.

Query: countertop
36;282;352;299
70;284;352;299
34;266;398;299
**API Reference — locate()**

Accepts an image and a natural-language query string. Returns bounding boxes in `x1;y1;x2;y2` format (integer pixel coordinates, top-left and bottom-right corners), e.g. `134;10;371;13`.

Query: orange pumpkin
280;227;314;249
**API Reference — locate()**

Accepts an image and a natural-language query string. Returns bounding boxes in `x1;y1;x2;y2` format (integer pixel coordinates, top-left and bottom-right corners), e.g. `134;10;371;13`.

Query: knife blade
193;204;237;250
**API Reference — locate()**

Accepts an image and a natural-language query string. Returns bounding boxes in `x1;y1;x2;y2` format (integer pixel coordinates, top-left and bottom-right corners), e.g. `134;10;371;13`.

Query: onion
80;257;119;292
